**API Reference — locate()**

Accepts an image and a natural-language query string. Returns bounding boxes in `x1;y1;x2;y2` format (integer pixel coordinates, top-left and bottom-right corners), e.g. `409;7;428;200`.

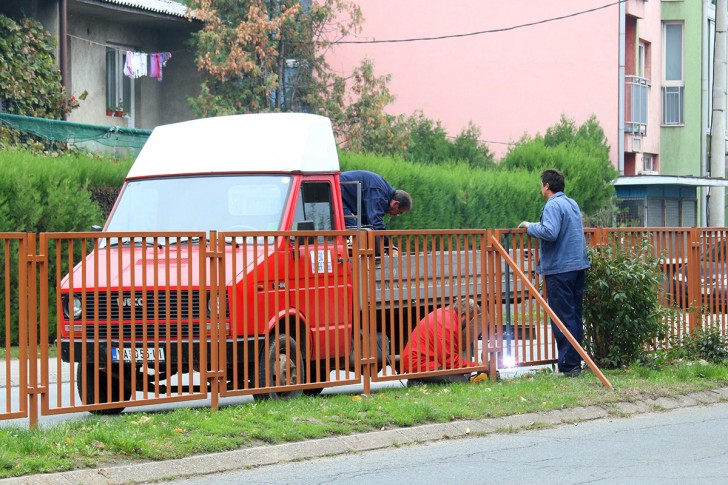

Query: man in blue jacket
340;170;412;255
519;169;590;377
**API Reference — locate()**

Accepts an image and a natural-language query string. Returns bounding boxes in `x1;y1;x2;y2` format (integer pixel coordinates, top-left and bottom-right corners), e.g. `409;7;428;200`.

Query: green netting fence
0;112;151;157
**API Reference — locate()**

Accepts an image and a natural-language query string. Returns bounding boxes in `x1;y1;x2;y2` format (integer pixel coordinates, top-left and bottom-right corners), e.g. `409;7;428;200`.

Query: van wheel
254;334;305;400
76;363;132;414
303;364;329;396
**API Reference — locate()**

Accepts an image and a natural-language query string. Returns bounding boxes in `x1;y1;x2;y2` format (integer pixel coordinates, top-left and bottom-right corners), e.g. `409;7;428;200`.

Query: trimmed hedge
0;145;614;345
341;152;557;230
0;150;131;345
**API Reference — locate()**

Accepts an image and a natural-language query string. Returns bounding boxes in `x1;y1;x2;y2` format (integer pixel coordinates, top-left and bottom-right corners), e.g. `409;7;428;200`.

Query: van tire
76;363;132;414
254;333;305;400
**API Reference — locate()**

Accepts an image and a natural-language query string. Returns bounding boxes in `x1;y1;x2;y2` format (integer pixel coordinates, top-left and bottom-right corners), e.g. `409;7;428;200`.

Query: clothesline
68;34;175;82
67;33;190;54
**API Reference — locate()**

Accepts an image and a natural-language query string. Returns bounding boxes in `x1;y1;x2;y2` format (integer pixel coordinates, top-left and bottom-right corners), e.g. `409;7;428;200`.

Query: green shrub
0;149;129;345
669;327;728;363
0;14;80;151
583;238;669;368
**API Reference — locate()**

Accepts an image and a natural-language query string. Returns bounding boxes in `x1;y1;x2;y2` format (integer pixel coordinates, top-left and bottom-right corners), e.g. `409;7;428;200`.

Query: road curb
5;386;728;484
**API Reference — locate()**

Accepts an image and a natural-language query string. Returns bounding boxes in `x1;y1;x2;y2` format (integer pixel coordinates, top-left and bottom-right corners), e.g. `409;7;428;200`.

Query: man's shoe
558;368;581;378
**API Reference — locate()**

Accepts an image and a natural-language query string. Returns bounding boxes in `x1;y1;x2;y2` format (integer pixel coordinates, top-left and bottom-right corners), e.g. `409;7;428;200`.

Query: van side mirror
294;220;315;245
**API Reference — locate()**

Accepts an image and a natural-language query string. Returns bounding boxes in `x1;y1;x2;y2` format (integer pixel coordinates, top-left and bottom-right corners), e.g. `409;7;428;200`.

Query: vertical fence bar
25;234;39;429
688;228;702;333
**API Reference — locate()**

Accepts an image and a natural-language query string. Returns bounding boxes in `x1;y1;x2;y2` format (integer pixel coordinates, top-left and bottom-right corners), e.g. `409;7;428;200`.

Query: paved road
168;402;728;485
4;388;726;485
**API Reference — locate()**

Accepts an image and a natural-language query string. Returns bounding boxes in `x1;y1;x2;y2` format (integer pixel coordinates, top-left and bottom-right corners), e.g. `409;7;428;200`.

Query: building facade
0;0;202;130
327;0;728;227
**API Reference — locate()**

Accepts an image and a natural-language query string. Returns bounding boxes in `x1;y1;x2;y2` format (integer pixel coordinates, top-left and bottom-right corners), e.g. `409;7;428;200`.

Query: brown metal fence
1;227;726;428
0;233;28;421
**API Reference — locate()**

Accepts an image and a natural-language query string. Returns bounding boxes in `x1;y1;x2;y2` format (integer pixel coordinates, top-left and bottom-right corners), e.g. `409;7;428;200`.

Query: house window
106;47;133;117
616;198;645;227
663;23;684;125
638;42;646;78
643;153;654;172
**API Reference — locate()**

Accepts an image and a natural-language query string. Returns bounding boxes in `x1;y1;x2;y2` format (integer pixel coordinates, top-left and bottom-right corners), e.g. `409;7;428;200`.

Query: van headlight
63;295;83;320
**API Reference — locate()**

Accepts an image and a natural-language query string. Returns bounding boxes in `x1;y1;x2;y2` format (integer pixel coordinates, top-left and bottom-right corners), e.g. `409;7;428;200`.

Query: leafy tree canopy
498;114;618;218
186;2;493;169
187;0;362;115
0;14;77;118
402;112;495;169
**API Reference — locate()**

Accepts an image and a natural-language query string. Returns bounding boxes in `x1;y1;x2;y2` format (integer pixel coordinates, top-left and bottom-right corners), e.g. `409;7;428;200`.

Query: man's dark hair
451;297;480;329
541;169;565;193
392;190;412;211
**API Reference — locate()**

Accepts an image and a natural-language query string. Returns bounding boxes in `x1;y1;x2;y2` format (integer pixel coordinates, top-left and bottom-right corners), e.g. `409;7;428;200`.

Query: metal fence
1;228;725;428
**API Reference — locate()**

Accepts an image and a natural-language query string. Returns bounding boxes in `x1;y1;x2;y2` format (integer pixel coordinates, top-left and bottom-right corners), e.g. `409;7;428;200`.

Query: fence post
23;233;40;429
359;231;377;395
206;231;225;410
687;228;701;333
482;230;500;381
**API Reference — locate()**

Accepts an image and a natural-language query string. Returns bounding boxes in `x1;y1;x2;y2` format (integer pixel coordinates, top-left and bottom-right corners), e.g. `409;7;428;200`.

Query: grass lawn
0;361;726;478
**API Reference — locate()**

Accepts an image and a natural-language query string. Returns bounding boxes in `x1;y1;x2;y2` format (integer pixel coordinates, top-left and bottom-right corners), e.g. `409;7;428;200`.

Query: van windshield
106;175;293;233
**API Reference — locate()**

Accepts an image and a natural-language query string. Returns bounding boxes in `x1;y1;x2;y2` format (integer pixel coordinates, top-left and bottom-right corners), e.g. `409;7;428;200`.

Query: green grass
0;347;56;360
1;362;727;478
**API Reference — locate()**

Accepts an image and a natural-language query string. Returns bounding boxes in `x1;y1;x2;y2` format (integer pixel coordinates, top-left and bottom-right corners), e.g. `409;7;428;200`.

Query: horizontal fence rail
0;228;726;428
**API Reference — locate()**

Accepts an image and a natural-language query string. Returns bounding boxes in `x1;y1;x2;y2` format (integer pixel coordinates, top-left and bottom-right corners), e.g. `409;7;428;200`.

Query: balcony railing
625;75;649;135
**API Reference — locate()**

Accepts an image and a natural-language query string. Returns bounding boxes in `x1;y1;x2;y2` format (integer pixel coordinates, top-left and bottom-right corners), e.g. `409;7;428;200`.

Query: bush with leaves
669;327;728;363
0;14;81;150
0;15;76;118
583;238;669;368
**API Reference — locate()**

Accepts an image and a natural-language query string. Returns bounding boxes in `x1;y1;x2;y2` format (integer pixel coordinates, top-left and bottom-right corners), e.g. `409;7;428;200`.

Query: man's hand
518;221;531;229
469;371;489;384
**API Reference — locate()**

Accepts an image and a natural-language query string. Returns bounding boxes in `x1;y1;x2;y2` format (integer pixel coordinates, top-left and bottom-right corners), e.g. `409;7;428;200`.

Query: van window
294;182;334;231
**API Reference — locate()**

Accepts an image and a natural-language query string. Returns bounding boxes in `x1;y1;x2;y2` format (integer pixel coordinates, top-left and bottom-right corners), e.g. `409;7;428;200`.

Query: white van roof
127;113;340;178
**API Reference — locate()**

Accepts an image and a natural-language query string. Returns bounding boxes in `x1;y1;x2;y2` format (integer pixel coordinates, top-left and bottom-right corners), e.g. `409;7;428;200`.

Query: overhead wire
326;0;626;146
331;0;626;45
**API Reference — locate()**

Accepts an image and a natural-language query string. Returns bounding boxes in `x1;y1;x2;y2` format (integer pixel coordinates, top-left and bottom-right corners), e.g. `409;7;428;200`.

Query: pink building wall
326;0;621;162
625;0;662;175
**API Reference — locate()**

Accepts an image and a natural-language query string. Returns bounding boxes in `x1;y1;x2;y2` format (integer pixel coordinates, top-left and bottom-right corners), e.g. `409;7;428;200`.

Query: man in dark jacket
339;170;412;255
519;169;590;377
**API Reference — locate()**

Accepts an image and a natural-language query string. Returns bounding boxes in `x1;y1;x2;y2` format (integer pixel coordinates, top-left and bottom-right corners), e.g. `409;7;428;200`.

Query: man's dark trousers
545;270;585;373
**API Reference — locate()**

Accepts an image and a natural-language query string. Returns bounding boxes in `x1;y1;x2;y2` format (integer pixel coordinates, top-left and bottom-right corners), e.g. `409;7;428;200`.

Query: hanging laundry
123;51;148;79
149;52;173;82
149;53;160;80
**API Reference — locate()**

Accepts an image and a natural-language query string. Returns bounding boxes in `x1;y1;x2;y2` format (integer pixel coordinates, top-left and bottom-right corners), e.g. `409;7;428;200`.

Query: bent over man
339;170;411;255
402;298;486;386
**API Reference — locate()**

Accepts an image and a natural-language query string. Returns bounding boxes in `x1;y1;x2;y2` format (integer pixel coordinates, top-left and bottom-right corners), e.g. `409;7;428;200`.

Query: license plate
111;347;166;363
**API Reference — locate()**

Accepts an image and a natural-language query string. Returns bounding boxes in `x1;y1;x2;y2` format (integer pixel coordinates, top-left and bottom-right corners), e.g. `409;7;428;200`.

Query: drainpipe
59;0;68;120
618;0;625;176
709;0;727;226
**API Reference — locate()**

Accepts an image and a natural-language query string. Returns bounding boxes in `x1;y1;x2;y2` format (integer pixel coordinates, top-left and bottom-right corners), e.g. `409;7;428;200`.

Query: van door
290;180;352;364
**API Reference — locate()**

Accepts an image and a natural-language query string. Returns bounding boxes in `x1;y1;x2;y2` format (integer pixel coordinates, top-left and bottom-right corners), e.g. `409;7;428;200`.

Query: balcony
625;76;649;135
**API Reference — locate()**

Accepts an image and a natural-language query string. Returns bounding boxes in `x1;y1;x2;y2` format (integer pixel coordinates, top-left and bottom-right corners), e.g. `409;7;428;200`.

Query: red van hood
60;243;277;291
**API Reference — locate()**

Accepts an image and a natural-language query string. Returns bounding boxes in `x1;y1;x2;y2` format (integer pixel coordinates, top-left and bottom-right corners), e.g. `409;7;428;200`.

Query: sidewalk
0;356;542;389
0;358;72;388
3;386;728;485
